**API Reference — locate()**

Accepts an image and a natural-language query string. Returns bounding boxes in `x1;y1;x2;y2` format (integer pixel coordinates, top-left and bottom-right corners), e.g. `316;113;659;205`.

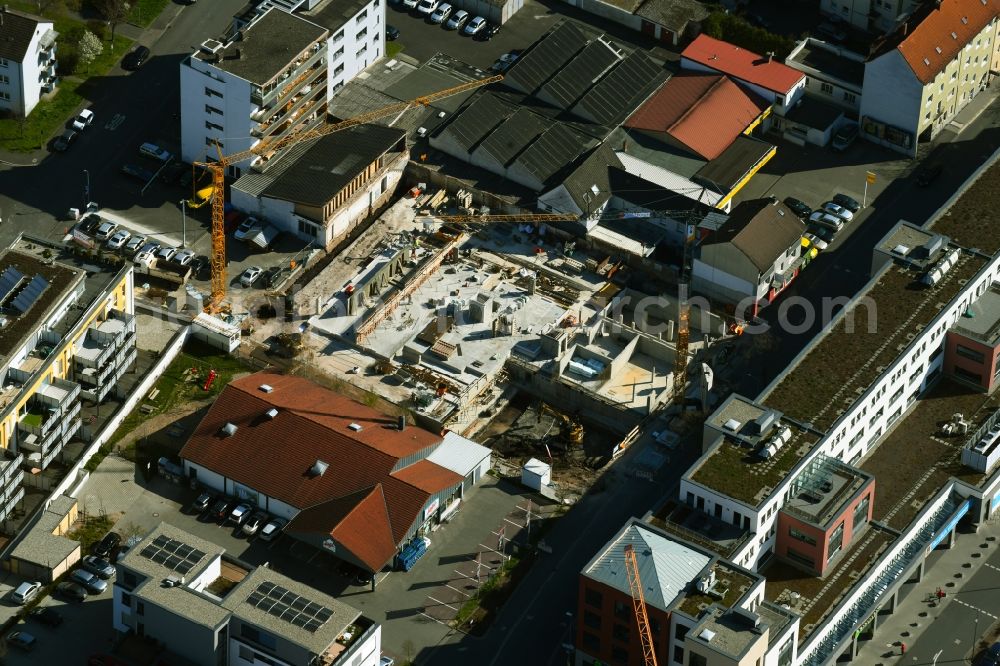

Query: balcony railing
250;45;327;106
253;85;325;139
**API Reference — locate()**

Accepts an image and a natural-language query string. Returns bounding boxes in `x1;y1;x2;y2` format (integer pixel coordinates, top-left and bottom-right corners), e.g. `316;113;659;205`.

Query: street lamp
82;169;90;210
179;200;187;248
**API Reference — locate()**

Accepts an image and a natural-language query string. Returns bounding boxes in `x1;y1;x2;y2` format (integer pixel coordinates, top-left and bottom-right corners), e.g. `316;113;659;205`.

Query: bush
702;12;795;59
86;20;108;41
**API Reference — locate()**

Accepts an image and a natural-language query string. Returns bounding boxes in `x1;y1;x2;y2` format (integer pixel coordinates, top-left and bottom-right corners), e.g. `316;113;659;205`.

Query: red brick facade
576;576;673;666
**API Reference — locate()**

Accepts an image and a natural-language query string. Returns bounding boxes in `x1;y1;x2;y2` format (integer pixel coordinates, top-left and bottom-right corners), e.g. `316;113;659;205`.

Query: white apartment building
0;7;57;117
859;0;999;155
821;0;920;33
180;0;385;171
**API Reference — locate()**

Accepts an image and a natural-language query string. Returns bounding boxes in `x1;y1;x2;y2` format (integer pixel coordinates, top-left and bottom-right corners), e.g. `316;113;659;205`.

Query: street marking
953;598;999;620
504;518;525;529
105;114;126;131
446;583;471;598
426;595;458;612
419;610;452;627
983;562;1000;574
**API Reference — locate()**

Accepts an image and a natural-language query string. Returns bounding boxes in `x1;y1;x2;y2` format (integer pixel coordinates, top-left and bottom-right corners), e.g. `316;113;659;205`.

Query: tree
77;30;103;73
96;0;130;44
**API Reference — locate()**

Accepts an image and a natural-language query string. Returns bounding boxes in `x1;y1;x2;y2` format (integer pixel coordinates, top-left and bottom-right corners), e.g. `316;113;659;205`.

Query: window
954;366;983;384
239;646;254;661
956;344;985;363
583;611;601;629
582;631;600;652
828;522;844;562
820;82;833;94
137;602;145;616
612;646;629;664
0;58;7;67
690;654;708;666
205;104;223;115
613;623;630;643
673;646;685;664
122;571;138;590
675;624;688;641
334;64;344;75
333;30;344;43
356;29;368;40
854;495;870;527
240;625;277;650
789;527;817;546
613;600;628;619
0;91;9;101
205;87;223;98
356;45;368;57
785;547;815;568
843;91;856;104
121;592;132;606
205;121;223;131
585;587;602;608
206;137;223;149
357;10;367;20
0;75;8;85
334;46;344;59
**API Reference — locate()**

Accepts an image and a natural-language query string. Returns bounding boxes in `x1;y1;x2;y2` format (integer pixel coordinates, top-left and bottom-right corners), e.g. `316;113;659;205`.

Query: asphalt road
0;0;247;249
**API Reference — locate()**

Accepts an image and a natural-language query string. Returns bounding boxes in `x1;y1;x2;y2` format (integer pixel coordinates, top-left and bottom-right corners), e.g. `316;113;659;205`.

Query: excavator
537;402;584;447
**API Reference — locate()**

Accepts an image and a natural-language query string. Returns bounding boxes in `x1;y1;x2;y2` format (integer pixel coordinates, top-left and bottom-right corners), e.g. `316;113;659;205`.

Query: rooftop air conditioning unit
265;408;278;419
348;423;363;432
221;423;238;437
259;384;273;393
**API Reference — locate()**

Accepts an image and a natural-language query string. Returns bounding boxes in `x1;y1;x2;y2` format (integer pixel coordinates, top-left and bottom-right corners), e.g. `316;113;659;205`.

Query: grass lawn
386;41;404;59
21;411;44;429
66;514;114;553
129;0;172;27
0;2;131;152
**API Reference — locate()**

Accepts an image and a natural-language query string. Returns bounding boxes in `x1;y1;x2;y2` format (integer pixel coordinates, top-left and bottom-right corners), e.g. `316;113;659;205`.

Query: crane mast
624;544;659;666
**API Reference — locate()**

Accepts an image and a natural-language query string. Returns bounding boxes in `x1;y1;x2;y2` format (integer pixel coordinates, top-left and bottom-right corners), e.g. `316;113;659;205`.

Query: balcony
250;44;327;106
252;83;326;139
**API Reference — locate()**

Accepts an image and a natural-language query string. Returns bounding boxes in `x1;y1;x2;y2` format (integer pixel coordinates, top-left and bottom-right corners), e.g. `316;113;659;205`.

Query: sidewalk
854;517;1000;664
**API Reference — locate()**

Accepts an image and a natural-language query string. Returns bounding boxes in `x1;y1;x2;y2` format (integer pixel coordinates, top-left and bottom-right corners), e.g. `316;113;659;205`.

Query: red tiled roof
680;34;804;94
181;372;463;570
894;0;1000;85
625;73;769;160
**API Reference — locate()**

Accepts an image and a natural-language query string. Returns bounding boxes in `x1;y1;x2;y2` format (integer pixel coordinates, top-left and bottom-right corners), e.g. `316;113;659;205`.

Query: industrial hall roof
262;124;406;206
625;73;770;160
681;34;805;94
700;198;804;271
180;372;464;571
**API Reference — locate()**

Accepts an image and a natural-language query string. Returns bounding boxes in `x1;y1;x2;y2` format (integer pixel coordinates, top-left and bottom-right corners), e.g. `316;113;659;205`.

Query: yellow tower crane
192;75;504;309
624;543;659;666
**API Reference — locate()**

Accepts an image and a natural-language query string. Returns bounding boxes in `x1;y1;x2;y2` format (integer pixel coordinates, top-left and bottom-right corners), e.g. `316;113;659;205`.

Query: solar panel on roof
175;544;193;559
138;533;208;574
291;597;309;611
188;549;206;562
152;551;170;565
291;615;310;628
0;267;24;305
247;591;265;605
176;562;194;575
304;620;322;632
165;555;183;570
258;581;276;594
315;607;333;622
11;274;49;314
152;535;170;548
140;545;158;558
249;582;335;633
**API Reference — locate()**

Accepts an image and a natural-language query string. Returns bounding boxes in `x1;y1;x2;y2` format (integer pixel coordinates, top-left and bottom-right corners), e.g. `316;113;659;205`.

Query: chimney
398;414;406;431
767;51;774;63
902;21;908;37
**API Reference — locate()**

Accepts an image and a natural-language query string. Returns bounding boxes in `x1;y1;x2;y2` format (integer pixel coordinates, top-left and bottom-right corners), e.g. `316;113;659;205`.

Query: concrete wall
180;57;255;166
858;50;921;156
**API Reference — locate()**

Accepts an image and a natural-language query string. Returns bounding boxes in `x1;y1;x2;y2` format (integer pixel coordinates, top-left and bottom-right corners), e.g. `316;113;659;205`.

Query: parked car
160;161;187;184
79;214;102;235
211;498;234;522
53;129;78;152
385;24;400;40
832;122;859;151
474;20;500;41
133;250;155;267
229;502;253;525
259;517;287;541
70;569;108;594
463;15;486;35
429;2;451;23
190;256;210;280
28;607;63;627
821;201;854;222
81;555;116;580
783;197;812;219
55;582;88;602
121;163;155;182
92;531;122;560
808;210;844;232
174;249;196;266
807;225;836;244
95;221;118;241
803;233;828;251
240;266;263;287
156;246;177;263
380;656;395;666
832;193;861;213
234;216;263;241
72;108;94;131
7;631;36;652
124;234;147;255
139;142;173;163
106;229;131;250
401;0;419;9
242;511;268;537
490;51;520;72
444;9;468;29
193;491;215;513
122;45;151;71
415;0;439;15
11;581;41;605
916;163;943;187
138;241;161;256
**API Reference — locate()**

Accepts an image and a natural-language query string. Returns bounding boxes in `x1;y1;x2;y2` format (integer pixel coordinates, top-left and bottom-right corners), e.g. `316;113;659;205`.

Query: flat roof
764;526;895;639
782;456;871;528
786;40;864;87
223;565;360;655
194;9;327;86
0;249;83;363
782;96;842;131
951;284;1000;347
10;495;78;566
688;606;762;659
932;156;1000;254
676;562;758;618
763;250;988;431
303;0;372;29
694;135;775;193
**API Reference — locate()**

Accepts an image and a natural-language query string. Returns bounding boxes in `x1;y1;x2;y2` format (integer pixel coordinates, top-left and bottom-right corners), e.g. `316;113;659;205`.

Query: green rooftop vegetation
932;158;1000;255
677;566;755;618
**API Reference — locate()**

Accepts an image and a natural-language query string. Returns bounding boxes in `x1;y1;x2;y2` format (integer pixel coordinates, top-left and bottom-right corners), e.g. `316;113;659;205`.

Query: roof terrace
676;561;758;618
951;283;1000;347
783;455;872;529
764;249;987;431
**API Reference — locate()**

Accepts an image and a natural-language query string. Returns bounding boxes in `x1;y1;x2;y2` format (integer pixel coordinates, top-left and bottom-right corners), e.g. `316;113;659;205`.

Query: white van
139;142;173;162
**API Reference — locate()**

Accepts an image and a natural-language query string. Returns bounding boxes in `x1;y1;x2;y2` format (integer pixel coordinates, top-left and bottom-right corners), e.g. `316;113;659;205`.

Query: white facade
785;38;865;113
0;14;57;117
821;0;920;33
183;459;301;520
858;49;923;155
180;1;384;169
